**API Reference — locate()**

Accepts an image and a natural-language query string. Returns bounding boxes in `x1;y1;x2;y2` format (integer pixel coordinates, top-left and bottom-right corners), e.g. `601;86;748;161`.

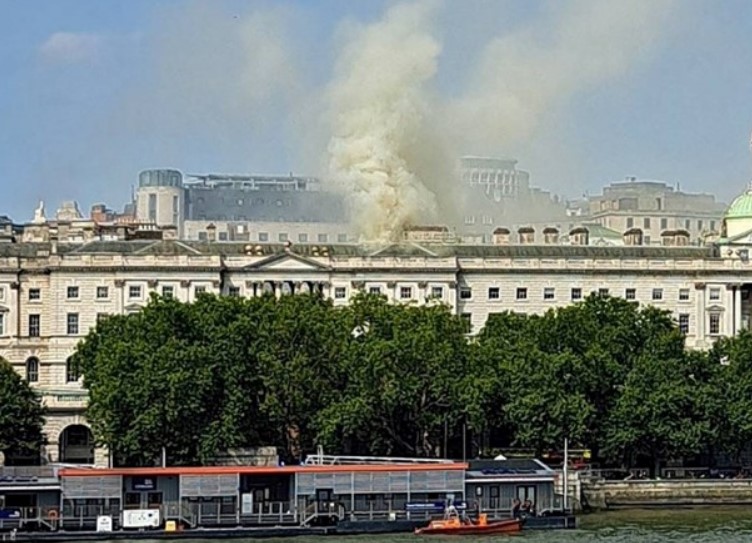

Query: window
626;217;634;228
337;233;348;243
660;218;668;230
161;286;174;299
643;217;651;229
598;288;609;297
67;286;79;299
644;235;651;245
298;233;309;243
0;313;4;336
218;232;228;241
129;286;142;299
571;288;582;301
26;357;39;383
278;233;289;242
516;287;528;300
96;313;109;324
334;287;347;299
28;288;41;301
28;314;40;337
431;286;443;299
678;314;690;335
318;233;328;243
710;220;716;232
698;220;703;230
685;219;691;230
96;286;109;299
709;313;721;335
464;216;476;225
258;232;269;242
0;287;4;301
460;287;472;300
194;286;206;296
369;286;381;295
679;288;690;301
228;286;241;297
709;288;721;301
148;194;157;222
488;287;500;300
66;357;80;383
625;288;636;300
652;288;663;301
544;287;555;300
67;313;79;335
400;286;413;299
198;232;208;241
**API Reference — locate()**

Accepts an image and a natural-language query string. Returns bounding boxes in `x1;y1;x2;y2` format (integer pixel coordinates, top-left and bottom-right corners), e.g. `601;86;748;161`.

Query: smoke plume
326;1;442;242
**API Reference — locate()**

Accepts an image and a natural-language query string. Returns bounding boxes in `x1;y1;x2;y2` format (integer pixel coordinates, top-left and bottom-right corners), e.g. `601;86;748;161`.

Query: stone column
694;282;706;344
735;285;743;336
387;281;397;302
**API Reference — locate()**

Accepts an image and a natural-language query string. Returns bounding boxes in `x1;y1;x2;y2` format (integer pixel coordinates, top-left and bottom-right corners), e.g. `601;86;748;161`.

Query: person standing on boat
512;498;521;519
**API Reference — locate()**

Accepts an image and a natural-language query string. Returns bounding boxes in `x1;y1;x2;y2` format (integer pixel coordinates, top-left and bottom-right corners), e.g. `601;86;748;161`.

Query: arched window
65;357;80;383
26;357;39;383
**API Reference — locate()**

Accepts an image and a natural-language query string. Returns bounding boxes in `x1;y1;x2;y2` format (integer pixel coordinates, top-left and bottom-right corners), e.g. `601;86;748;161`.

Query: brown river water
84;507;752;543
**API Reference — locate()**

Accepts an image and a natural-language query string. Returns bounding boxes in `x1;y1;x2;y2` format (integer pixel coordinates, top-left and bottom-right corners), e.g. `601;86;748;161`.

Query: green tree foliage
315;294;470;457
73;289;752;470
0;358;45;462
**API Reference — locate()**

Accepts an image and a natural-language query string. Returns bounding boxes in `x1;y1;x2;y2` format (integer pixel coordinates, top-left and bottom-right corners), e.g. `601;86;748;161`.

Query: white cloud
38;32;102;64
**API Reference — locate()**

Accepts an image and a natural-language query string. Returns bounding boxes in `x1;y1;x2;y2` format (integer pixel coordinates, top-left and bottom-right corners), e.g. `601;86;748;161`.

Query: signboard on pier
123;509;160;529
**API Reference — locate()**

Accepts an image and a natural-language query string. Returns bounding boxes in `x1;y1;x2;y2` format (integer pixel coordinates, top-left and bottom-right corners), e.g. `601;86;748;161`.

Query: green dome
725;187;752;219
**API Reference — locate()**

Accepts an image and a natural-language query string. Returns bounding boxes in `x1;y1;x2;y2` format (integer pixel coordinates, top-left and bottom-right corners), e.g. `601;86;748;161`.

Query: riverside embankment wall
582;479;752;509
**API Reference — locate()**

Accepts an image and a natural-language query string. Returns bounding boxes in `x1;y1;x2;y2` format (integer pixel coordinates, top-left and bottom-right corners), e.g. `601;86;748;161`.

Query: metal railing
0;466;56;479
304;454;455;466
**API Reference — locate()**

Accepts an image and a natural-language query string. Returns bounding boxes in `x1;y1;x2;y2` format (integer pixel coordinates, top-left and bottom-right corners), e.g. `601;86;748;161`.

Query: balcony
39;389;89;410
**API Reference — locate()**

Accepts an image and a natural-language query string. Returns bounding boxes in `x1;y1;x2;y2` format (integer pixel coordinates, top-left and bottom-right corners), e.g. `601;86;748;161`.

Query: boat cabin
464;459;556;518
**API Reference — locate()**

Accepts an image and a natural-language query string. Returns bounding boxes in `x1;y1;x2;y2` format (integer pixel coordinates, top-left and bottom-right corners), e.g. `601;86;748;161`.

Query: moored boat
415;514;523;535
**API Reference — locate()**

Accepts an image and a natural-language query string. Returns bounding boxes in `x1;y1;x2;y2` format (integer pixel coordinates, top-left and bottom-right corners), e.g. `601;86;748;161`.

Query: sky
1;0;752;223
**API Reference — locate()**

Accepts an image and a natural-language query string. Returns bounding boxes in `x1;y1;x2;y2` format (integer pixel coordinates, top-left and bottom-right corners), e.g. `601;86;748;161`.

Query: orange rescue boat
415;513;523;536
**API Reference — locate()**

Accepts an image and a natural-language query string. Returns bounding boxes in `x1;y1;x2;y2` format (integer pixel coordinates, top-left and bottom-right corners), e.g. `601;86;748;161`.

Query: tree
315;294;471;457
75;294;269;466
706;331;752;463
600;331;713;476
0;358;45;464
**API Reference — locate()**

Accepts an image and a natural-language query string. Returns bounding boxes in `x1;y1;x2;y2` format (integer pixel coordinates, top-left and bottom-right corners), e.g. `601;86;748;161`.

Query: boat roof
59;462;469;477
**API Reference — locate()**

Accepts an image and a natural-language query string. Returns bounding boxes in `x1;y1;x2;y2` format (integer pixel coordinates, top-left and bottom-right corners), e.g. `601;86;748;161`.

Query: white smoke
324;0;678;241
326;1;442;243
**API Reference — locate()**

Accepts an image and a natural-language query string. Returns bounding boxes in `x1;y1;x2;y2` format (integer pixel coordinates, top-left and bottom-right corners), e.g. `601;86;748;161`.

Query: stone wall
583;479;752;509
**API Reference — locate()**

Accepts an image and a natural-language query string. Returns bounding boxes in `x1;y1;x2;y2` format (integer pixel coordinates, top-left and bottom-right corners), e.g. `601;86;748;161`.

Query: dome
725;185;752;219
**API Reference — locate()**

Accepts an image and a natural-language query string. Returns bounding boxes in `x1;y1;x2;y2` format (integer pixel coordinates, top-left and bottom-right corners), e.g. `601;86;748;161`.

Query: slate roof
0;240;720;260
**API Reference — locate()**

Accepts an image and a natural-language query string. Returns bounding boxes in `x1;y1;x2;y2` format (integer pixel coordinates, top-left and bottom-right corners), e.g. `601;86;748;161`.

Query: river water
93;508;752;543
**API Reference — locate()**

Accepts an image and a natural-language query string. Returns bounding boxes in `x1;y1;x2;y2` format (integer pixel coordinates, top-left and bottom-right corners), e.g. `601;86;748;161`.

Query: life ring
47;508;60;521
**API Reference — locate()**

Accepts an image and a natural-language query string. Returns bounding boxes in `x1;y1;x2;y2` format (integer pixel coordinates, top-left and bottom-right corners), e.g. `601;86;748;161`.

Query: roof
59;463;468;477
0;240;717;260
725;187;752;219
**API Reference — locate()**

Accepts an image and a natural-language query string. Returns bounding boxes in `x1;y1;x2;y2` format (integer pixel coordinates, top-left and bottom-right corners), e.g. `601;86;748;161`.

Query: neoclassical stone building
2;185;752;466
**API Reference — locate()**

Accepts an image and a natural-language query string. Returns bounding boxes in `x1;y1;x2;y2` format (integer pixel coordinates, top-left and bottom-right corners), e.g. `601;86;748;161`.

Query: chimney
569;226;589;246
623;228;643;246
492;227;511;245
517;226;535;245
543;227;559;245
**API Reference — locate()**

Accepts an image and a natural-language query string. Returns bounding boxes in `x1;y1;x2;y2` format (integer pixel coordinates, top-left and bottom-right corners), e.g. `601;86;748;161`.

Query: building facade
2;185;752;467
585;177;726;244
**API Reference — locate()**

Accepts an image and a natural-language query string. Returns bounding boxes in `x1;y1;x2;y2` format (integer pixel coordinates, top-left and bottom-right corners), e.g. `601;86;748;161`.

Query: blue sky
1;0;752;221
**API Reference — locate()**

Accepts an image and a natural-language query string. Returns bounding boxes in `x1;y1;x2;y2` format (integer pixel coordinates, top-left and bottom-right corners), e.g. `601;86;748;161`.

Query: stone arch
58;424;95;464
